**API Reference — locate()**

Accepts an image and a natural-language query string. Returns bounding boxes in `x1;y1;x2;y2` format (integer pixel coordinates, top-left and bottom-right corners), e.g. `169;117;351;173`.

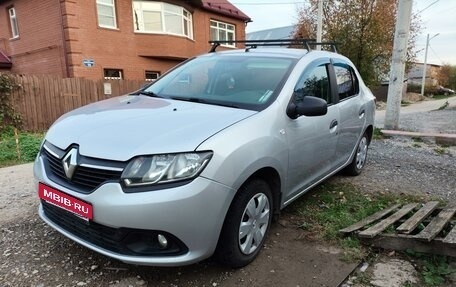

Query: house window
104;68;123;79
8;7;19;38
210;20;235;47
96;0;117;29
145;71;160;81
132;1;193;39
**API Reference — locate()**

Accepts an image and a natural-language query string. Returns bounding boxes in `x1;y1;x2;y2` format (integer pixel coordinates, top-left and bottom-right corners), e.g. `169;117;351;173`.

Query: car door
331;60;366;166
284;59;340;202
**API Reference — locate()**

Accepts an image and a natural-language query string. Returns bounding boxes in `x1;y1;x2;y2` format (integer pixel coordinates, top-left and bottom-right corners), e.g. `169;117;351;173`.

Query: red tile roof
201;0;251;22
0;50;12;69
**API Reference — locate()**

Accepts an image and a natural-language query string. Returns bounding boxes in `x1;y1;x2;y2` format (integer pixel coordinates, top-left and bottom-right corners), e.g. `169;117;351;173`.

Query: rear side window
334;63;359;100
293;64;331;104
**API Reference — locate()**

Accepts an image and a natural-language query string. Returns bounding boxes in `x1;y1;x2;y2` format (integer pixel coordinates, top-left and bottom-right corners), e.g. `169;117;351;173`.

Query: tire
344;132;369;176
216;179;273;268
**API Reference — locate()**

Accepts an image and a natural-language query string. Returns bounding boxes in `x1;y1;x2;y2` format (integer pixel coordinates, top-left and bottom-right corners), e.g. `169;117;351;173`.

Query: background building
0;0;250;80
406;62;441;86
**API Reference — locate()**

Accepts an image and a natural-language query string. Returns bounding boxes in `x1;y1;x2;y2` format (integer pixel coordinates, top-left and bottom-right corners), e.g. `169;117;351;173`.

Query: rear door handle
359;109;365;119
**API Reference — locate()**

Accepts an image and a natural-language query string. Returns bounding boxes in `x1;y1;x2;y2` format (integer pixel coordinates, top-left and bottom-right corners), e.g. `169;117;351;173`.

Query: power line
417;0;439;14
428;44;444;63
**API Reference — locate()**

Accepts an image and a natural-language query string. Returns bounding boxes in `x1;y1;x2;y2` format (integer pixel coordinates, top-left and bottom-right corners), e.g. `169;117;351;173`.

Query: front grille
42;200;188;256
42;145;124;194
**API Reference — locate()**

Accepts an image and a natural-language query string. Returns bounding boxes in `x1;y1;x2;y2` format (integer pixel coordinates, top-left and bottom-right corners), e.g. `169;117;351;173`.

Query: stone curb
381;129;456;146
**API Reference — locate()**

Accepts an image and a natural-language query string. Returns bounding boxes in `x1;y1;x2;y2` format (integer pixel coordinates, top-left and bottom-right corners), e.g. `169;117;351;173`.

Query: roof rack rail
208;39;338;53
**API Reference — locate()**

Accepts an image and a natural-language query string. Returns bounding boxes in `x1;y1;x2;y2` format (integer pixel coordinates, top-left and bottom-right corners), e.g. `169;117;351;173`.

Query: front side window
96;0;117;29
293;64;331;104
334;63;359;101
133;2;193;38
210;20;235;47
104;68;123;79
8;7;19;38
142;55;296;111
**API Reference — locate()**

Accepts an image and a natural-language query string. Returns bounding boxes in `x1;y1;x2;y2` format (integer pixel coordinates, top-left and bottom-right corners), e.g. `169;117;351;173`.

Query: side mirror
287;96;328;119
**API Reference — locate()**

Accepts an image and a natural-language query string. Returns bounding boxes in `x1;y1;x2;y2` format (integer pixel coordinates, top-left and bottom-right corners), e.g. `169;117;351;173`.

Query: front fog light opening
158;234;168;249
124;231;188;256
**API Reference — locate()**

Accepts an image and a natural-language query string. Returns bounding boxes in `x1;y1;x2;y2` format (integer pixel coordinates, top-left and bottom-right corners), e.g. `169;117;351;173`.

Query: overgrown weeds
405;250;456;286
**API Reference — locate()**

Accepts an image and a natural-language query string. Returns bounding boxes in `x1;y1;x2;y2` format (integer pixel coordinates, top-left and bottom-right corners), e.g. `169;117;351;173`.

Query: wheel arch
365;124;374;144
238;167;282;218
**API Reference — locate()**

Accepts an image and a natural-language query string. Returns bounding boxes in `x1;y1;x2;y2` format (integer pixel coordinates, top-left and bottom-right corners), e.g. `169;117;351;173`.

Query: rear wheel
344;132;369;176
216;179;272;268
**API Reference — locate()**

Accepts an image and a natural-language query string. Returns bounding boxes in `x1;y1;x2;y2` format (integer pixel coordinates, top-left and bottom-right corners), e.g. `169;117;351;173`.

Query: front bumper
34;155;235;266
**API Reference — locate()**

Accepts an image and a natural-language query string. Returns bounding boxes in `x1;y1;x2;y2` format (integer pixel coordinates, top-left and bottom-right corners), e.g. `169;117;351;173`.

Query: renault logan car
35;40;375;268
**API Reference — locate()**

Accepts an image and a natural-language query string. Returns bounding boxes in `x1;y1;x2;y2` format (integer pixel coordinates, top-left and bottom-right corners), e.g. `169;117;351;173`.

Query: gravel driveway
332;137;456;201
1;136;455;286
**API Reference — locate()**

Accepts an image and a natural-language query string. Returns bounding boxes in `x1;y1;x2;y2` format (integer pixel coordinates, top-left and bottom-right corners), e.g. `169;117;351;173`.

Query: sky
232;0;456;65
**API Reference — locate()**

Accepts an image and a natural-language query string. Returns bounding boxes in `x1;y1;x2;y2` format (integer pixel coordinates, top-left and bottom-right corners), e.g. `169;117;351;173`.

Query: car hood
45;95;256;161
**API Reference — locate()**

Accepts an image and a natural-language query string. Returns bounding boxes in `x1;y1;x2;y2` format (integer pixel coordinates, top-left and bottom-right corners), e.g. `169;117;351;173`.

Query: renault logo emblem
62;148;78;179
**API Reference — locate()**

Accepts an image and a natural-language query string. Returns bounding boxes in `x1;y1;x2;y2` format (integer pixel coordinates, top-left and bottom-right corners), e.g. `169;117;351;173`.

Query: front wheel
344;132;369;176
216;179;273;268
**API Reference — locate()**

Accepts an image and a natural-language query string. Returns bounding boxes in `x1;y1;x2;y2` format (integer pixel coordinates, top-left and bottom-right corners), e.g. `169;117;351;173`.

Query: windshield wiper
130;91;164;98
169;96;208;103
169;96;240;109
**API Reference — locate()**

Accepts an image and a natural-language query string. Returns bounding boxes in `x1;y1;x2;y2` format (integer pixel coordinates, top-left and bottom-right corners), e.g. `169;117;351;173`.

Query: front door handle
330;120;338;133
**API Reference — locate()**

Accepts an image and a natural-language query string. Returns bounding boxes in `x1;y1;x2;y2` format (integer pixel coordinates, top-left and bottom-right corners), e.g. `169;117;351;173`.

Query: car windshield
143;54;296;110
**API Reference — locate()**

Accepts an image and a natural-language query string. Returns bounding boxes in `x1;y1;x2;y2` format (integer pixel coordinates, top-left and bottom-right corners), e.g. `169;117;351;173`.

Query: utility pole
420;33;439;97
316;0;323;51
384;0;413;130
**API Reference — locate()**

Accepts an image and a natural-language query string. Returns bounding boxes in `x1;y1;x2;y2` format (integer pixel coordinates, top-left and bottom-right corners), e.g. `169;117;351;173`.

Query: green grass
285;182;427;261
434;147;446;155
412;137;424;143
373;127;385;140
0;126;44;167
431;94;454;100
405;250;456;286
401;100;412;106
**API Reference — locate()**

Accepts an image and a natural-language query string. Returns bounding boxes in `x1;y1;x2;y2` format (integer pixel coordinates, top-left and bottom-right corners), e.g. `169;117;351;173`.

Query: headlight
121;151;213;187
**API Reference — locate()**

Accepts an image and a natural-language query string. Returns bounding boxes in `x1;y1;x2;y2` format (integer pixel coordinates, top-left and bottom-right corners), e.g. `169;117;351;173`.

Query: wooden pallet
339;202;456;257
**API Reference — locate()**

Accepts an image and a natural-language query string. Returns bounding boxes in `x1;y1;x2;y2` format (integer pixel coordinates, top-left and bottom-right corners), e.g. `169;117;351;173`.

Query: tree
294;0;420;87
437;64;456;90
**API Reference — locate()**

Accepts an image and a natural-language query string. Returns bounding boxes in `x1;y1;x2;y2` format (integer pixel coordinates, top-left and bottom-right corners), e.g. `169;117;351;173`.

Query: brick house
0;0;250;80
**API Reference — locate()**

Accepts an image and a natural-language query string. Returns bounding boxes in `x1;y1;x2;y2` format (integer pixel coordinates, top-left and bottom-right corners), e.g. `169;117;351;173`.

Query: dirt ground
0;163;357;287
1;130;455;286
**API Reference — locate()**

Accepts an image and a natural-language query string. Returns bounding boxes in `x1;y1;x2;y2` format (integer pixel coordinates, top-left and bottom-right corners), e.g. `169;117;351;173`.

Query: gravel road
332;137;456;201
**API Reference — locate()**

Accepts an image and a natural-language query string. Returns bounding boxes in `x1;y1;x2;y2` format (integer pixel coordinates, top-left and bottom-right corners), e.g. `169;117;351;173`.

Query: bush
0;73;22;131
407;83;438;96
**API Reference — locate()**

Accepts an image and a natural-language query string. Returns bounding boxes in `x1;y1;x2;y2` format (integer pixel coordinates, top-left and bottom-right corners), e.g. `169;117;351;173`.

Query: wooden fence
10;75;145;131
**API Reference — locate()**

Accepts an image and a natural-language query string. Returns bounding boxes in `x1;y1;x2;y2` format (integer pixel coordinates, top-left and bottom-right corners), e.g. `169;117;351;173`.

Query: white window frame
8;7;19;38
96;0;117;29
104;68;123;80
145;70;160;81
210;20;235;47
132;1;193;39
